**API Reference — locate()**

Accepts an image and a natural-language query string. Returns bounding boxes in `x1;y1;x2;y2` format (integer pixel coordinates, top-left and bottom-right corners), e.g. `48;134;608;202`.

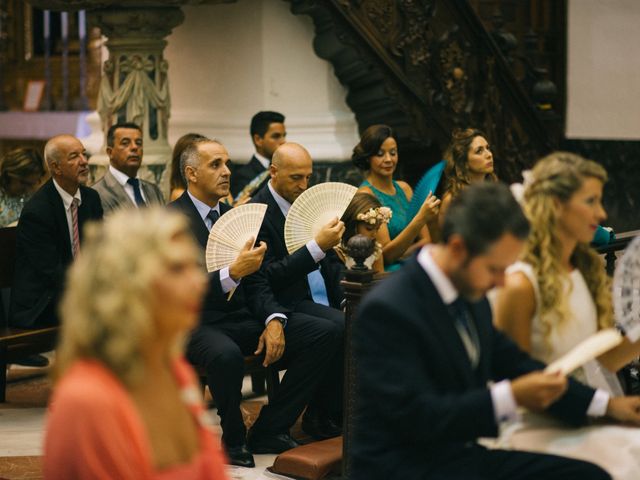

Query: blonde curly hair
55;207;195;388
521;152;611;347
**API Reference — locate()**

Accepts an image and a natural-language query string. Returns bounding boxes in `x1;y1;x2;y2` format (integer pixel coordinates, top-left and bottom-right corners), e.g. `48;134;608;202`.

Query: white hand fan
544;328;623;375
284;182;358;254
613;236;640;342
205;203;267;272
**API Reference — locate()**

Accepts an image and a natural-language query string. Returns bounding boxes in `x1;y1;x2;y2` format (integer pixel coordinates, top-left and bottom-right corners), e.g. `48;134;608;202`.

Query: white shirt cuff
265;313;287;328
306;240;327;262
219;266;239;294
491;380;520;424
586;389;610;417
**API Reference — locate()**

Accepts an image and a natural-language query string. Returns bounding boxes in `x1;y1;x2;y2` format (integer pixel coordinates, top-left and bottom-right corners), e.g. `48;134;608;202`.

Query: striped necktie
70;197;80;257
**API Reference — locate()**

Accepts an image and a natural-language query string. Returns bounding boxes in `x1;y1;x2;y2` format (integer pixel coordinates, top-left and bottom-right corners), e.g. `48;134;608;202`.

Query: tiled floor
0;364;282;480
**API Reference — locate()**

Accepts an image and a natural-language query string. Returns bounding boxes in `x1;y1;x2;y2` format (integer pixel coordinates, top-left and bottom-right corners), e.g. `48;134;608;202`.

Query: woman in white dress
494;152;640;480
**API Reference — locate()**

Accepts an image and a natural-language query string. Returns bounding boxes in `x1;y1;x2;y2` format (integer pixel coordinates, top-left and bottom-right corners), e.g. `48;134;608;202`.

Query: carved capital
89;7;184;42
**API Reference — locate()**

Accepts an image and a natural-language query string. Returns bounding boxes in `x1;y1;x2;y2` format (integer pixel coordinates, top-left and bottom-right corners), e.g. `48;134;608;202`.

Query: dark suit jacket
351;255;596;479
91;168;164;213
230;155;269;198
9;179;103;328
167;191;264;326
245;185;344;321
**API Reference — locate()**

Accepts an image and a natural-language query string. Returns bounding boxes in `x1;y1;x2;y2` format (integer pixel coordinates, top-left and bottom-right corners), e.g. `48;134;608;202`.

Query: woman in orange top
44;207;228;480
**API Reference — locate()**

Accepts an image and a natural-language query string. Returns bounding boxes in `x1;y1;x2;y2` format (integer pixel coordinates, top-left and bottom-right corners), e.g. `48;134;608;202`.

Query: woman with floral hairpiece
493;152;640;480
352;125;440;271
336;193;392;273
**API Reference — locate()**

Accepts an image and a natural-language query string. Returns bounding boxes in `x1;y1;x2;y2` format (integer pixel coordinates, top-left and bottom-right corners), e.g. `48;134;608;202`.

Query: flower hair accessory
357;206;392;225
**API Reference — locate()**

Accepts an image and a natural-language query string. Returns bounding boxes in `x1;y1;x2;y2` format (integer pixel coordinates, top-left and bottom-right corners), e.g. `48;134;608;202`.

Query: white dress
497;262;640;480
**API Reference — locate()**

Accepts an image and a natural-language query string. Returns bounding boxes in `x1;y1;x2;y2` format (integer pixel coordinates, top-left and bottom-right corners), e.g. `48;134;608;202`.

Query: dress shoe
301;413;342;440
13;354;49;368
247;430;300;454
225;444;255;468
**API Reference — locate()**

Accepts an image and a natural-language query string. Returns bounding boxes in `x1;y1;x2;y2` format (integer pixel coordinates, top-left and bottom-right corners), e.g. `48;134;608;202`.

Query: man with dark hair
92;122;164;213
350;182;626;480
10;135;103;328
168;138;341;467
230;111;286;199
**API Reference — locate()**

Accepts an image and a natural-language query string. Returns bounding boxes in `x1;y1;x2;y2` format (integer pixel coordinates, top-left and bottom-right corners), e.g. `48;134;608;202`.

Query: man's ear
106;146;113;157
185;165;197;184
269;163;277;179
49;160;61;176
253;133;263;149
447;234;469;266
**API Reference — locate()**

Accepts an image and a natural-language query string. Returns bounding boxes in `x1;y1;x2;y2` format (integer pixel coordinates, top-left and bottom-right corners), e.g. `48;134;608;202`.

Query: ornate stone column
88;7;184;185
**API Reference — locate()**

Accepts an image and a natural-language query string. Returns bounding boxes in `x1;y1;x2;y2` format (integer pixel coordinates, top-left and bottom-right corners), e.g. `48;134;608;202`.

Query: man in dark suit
168;138;341;467
92;122;164;213
351;182;640;480
10;135;103;328
230;111;286;200
246;142;346;440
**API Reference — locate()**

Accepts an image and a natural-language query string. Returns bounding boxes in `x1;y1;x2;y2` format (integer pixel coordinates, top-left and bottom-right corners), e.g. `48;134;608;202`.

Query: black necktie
448;297;480;368
206;209;220;230
126;178;146;207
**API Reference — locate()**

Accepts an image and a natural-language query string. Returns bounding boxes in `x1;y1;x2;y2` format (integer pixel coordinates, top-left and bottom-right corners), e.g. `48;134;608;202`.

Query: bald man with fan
246;142;347;444
168;137;341;466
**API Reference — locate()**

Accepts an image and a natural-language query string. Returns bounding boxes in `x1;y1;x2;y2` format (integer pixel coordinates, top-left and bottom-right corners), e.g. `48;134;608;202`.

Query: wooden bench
0;226;59;402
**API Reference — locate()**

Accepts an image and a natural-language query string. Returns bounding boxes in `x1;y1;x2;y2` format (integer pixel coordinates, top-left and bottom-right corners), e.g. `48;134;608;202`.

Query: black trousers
426;444;611;480
187;304;343;447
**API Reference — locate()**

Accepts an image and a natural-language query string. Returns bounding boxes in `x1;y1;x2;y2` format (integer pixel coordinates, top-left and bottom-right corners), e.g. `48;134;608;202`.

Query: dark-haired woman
438;128;497;223
352;124;440;271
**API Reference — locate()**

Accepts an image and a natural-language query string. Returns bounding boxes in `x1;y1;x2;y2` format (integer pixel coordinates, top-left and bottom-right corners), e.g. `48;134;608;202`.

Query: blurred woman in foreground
44;208;228;480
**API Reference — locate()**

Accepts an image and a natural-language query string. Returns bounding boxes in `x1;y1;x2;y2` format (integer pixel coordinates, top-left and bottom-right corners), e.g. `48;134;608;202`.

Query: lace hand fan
284;182;357;254
544;328;623;375
613;236;640;342
205;203;267;272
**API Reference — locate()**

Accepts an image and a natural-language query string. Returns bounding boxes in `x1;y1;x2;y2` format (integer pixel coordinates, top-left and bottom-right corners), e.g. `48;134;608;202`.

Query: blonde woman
494;152;640;480
44;208;228;480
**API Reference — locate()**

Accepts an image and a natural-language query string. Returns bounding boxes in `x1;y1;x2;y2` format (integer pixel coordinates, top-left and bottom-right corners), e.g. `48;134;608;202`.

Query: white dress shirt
109;165;147;206
52;179;82;256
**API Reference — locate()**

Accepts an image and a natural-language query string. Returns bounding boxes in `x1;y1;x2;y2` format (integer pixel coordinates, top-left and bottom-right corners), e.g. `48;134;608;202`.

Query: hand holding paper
544;328;623;375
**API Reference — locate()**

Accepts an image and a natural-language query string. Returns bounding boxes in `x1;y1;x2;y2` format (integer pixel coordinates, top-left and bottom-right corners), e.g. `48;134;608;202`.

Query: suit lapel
177;191;210;248
105;170;134;207
45;181;73;261
141;181;158;204
407;259;477;386
263;187;286;246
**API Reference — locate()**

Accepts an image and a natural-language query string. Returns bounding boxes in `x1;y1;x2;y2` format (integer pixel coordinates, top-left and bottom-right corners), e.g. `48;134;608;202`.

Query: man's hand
511;371;568;412
229;238;267;280
606;396;640;425
255;320;286;367
314;217;345;251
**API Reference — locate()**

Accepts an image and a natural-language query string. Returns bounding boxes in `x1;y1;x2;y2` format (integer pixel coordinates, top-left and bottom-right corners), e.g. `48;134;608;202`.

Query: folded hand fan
284;182;358;254
407;160;446;219
544;328;623;375
205;203;267;272
613;236;640;342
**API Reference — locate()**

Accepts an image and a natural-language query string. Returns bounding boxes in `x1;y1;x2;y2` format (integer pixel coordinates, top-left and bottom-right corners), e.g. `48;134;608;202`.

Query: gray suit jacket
91;168;164;213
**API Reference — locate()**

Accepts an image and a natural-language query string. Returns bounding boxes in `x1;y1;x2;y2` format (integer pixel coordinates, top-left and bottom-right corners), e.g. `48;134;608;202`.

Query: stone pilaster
88;7;184;186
